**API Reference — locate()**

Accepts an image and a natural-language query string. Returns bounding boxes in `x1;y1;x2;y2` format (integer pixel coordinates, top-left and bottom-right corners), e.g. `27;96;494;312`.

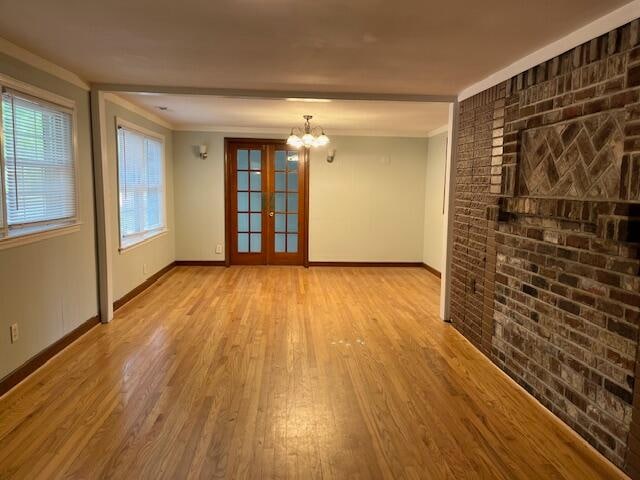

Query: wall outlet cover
10;323;19;343
215;244;223;254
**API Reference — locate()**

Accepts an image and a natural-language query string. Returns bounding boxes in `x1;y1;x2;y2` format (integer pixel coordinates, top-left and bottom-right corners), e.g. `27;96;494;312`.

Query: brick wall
451;19;640;474
451;84;505;356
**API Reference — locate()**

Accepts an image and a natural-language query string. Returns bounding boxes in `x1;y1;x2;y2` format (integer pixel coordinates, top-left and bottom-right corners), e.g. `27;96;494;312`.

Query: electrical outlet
215;244;223;254
143;263;148;274
10;323;18;344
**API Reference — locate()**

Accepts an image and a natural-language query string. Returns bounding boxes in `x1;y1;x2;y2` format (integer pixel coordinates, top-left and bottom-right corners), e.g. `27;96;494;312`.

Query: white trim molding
440;102;458;322
427;124;448;138
90;89;114;323
174;124;286;134
115;117;168;252
0;222;81;251
104;93;174;130
115;116;168;140
0;37;90;91
173;123;437;138
119;228;168;253
0;75;82;247
458;0;640;101
93;84;457;103
0;72;76;109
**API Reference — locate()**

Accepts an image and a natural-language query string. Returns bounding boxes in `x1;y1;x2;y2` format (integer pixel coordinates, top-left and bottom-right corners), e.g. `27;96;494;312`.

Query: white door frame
90;84;458;323
90;89;114;323
440;102;459;321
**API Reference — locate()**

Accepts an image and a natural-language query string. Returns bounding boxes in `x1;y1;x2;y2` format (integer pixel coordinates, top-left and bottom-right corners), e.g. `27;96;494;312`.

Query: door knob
269;211;274;217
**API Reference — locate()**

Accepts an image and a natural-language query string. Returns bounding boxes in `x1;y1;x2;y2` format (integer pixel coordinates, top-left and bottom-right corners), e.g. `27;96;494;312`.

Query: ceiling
117;93;450;136
0;0;631;96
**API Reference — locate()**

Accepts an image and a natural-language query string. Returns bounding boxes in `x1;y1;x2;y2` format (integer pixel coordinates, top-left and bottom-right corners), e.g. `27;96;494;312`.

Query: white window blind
0;143;4;232
117;125;165;247
1;89;76;228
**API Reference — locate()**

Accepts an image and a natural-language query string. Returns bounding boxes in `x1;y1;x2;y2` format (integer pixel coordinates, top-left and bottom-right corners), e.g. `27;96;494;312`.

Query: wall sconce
199;144;208;159
326;149;336;163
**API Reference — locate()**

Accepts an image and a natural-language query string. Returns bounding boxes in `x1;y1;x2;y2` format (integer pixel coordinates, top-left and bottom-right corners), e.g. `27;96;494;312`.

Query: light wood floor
0;266;626;479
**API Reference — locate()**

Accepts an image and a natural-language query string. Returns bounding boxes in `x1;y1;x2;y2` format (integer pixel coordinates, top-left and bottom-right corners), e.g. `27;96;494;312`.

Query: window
116;121;166;250
0;85;78;244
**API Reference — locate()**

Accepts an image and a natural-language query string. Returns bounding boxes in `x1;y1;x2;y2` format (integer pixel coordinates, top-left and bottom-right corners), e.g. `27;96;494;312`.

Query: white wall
0;53;98;380
173;130;223;261
173;132;429;263
309;136;428;262
422;132;447;271
104;101;176;300
173;131;281;261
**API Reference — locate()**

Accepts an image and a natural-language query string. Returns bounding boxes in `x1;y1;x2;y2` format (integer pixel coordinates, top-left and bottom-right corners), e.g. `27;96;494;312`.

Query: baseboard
0;314;100;398
174;260;226;266
451;325;628;479
1;261;177;397
308;261;424;267
422;263;442;278
113;261;176;311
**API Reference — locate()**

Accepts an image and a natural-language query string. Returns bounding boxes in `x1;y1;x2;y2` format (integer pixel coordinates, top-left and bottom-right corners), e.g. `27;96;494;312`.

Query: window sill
119;228;168;254
0;222;81;251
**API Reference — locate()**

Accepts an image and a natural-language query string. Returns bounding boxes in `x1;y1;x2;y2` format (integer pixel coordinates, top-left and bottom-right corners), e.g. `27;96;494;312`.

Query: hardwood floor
0;266;626;479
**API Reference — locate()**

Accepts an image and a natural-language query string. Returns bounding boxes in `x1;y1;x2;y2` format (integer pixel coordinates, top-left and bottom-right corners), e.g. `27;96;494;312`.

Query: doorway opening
91;89;455;322
225;138;308;266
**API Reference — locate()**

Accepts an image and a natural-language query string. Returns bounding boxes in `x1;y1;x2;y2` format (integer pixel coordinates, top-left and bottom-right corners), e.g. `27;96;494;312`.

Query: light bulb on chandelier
286;115;330;149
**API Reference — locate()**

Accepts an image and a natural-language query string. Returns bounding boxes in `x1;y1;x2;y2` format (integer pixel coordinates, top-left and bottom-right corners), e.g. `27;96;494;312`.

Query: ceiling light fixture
286;115;330;149
285;98;332;103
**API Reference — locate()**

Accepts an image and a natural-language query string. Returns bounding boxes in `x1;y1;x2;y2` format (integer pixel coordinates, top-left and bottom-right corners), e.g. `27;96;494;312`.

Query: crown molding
427;124;448;137
103;93;174;130
173;124;285;134
173;123;431;138
458;0;640;101
0;37;90;91
92;84;456;103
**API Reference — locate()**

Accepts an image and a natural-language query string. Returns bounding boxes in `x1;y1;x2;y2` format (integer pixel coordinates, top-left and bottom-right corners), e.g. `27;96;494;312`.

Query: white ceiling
117;93;450;136
0;0;631;96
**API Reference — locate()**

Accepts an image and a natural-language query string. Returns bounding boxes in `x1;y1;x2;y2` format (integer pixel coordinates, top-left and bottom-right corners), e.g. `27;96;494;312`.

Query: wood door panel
228;142;267;265
266;146;306;265
226;139;307;266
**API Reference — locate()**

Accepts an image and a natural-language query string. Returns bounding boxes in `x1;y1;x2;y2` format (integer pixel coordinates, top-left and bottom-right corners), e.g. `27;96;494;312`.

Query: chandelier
286;115;330;149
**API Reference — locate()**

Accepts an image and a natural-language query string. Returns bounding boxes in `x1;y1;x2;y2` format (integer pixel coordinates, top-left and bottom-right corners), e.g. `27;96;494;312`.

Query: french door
226;139;307;265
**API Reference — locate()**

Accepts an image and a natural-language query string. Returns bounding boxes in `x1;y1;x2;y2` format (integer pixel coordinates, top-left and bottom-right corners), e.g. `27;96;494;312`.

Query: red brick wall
451;19;640;474
451;84;505;356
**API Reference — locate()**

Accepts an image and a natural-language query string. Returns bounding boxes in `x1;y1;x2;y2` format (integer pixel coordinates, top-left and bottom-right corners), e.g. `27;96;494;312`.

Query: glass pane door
267;148;305;265
273;150;298;253
228;140;305;266
230;144;266;265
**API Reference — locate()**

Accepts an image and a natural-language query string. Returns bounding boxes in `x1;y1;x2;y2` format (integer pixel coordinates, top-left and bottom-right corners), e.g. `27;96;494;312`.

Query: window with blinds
0;88;77;239
117;124;165;248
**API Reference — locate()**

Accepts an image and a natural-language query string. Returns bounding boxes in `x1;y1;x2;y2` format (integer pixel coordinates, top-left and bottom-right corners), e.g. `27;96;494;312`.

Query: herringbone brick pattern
519;110;625;199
